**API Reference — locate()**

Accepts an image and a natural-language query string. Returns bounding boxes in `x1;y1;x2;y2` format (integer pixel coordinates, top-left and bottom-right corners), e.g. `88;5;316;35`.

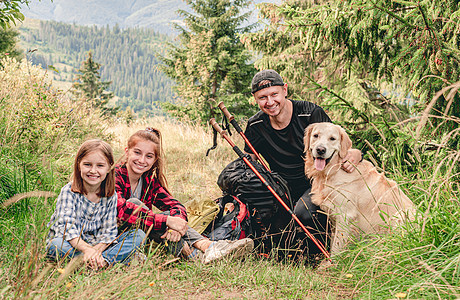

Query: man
244;69;361;259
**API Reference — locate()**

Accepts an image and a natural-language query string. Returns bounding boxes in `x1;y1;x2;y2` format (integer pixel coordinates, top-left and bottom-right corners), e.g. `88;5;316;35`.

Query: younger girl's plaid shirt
47;183;118;245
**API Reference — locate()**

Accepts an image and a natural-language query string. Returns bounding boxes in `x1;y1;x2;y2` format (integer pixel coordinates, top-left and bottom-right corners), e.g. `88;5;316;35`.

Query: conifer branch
392;5;417;13
417;4;441;49
370;0;417;30
304;74;369;123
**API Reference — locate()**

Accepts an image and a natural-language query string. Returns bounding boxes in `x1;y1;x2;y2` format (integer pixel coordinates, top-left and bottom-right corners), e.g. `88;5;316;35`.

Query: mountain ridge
22;0;273;35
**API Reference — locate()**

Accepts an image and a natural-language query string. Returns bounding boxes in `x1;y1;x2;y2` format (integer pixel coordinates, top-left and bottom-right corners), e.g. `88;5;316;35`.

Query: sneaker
187;248;204;261
202;238;254;265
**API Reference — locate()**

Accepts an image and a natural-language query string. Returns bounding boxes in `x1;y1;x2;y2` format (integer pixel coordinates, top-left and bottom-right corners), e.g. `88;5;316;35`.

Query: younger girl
116;128;253;264
47;139;145;270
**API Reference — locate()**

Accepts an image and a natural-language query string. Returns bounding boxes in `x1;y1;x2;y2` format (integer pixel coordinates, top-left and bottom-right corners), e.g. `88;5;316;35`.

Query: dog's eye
330;137;336;141
313;134;318;138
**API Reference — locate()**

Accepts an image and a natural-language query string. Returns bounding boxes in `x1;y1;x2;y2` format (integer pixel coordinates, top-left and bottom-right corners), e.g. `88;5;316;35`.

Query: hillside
18;18;175;114
21;0;272;35
17;0;273;115
21;0;188;35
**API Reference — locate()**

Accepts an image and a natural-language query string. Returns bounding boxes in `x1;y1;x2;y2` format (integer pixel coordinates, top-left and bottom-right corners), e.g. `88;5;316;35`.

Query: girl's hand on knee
94;253;107;269
161;229;182;242
166;216;188;236
83;247;104;270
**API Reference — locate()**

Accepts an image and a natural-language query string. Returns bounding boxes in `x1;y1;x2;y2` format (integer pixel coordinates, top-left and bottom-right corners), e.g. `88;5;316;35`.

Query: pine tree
160;0;258;123
243;0;460;172
244;0;460;125
0;0;29;63
0;27;23;62
71;51;118;115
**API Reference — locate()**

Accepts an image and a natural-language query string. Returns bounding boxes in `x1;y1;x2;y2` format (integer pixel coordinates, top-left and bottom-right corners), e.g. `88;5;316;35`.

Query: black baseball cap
251;69;285;94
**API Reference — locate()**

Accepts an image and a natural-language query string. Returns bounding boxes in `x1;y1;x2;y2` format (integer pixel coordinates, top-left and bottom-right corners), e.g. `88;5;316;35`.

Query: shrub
0;57;111;191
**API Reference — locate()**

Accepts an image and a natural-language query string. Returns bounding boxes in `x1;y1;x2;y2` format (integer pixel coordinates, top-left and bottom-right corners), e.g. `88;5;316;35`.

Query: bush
0;57;111;191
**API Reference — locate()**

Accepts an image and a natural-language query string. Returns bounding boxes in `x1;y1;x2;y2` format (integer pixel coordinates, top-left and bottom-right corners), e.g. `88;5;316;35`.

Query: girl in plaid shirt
47;139;145;270
116;128;254;264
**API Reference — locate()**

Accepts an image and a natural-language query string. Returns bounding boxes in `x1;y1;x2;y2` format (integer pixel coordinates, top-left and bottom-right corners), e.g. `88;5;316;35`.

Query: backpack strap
231;195;248;224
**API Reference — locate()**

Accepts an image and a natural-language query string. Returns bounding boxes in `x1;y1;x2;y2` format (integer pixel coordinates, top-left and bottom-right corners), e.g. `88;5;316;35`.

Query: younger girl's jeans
46;229;145;265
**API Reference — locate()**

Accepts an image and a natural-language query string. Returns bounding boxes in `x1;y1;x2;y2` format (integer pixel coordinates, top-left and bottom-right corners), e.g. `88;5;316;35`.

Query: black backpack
217;155;292;221
203;194;250;241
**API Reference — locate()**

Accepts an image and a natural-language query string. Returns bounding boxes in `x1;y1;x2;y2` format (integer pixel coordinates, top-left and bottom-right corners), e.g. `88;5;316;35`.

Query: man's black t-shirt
243;99;331;199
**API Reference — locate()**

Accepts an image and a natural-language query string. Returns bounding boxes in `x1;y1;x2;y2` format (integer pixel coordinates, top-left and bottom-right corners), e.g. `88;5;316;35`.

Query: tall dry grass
2;113;459;299
0;57;112;190
1;117;343;299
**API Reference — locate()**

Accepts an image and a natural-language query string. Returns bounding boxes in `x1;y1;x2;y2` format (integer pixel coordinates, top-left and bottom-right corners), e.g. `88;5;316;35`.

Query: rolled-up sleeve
115;164;187;234
49;184;81;241
151;183;187;221
117;186;158;229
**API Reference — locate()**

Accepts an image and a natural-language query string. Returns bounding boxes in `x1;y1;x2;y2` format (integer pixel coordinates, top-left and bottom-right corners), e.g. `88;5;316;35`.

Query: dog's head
304;123;352;175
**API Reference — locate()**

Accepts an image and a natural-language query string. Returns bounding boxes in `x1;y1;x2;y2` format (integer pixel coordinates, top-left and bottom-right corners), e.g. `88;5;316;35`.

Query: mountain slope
19;18;175;114
22;0;271;35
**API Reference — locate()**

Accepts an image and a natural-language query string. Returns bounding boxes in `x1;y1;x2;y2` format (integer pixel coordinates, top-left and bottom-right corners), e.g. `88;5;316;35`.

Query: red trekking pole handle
217;102;235;123
217;101;271;172
209;118;331;261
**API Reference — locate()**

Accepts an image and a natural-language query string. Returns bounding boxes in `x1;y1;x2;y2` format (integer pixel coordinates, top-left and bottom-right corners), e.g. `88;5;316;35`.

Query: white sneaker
202;238;254;265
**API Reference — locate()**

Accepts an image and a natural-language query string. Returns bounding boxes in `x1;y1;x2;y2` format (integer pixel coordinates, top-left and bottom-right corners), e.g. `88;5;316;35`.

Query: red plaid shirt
115;164;187;233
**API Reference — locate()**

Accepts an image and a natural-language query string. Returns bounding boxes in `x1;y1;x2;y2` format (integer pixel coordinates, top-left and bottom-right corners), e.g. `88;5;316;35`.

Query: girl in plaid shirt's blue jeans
46;139;145;270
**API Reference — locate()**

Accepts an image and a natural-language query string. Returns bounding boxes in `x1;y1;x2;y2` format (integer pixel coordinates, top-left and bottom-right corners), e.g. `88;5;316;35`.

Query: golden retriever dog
304;122;415;257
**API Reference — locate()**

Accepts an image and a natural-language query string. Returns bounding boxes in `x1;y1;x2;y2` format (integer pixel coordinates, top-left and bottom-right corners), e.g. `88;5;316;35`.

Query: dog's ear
303;124;316;176
303;124;315;154
339;126;353;158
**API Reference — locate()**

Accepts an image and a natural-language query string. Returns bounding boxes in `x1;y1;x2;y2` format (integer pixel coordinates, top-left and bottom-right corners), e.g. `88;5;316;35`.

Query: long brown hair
71;139;115;197
126;127;169;193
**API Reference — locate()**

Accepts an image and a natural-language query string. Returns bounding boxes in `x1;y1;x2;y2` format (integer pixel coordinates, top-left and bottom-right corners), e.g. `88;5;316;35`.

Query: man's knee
293;190;321;226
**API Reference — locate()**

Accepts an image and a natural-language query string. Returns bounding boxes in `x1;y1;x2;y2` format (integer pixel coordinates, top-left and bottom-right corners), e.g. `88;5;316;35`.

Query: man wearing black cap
244;69;361;260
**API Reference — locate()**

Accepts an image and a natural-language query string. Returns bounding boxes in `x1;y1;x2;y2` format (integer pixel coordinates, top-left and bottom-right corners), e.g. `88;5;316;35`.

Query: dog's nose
316;146;326;156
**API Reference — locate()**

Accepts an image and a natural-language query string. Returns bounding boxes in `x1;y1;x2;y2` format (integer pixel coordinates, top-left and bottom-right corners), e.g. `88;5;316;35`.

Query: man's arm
342;148;362;173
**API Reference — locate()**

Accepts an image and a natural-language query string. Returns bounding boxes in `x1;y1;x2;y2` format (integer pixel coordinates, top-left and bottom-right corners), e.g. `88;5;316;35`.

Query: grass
0;56;459;299
2;117;458;299
0;118;353;299
1;229;346;299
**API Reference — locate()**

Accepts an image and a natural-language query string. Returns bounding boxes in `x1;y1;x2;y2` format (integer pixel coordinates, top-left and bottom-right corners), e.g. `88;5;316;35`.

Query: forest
19;19;175;114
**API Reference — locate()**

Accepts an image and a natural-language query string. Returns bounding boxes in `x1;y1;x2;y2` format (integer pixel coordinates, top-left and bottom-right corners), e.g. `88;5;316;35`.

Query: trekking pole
217;101;270;172
209;118;331;261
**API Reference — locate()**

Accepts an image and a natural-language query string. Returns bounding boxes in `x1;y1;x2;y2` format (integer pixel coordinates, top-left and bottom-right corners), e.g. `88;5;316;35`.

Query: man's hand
342;149;362;173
